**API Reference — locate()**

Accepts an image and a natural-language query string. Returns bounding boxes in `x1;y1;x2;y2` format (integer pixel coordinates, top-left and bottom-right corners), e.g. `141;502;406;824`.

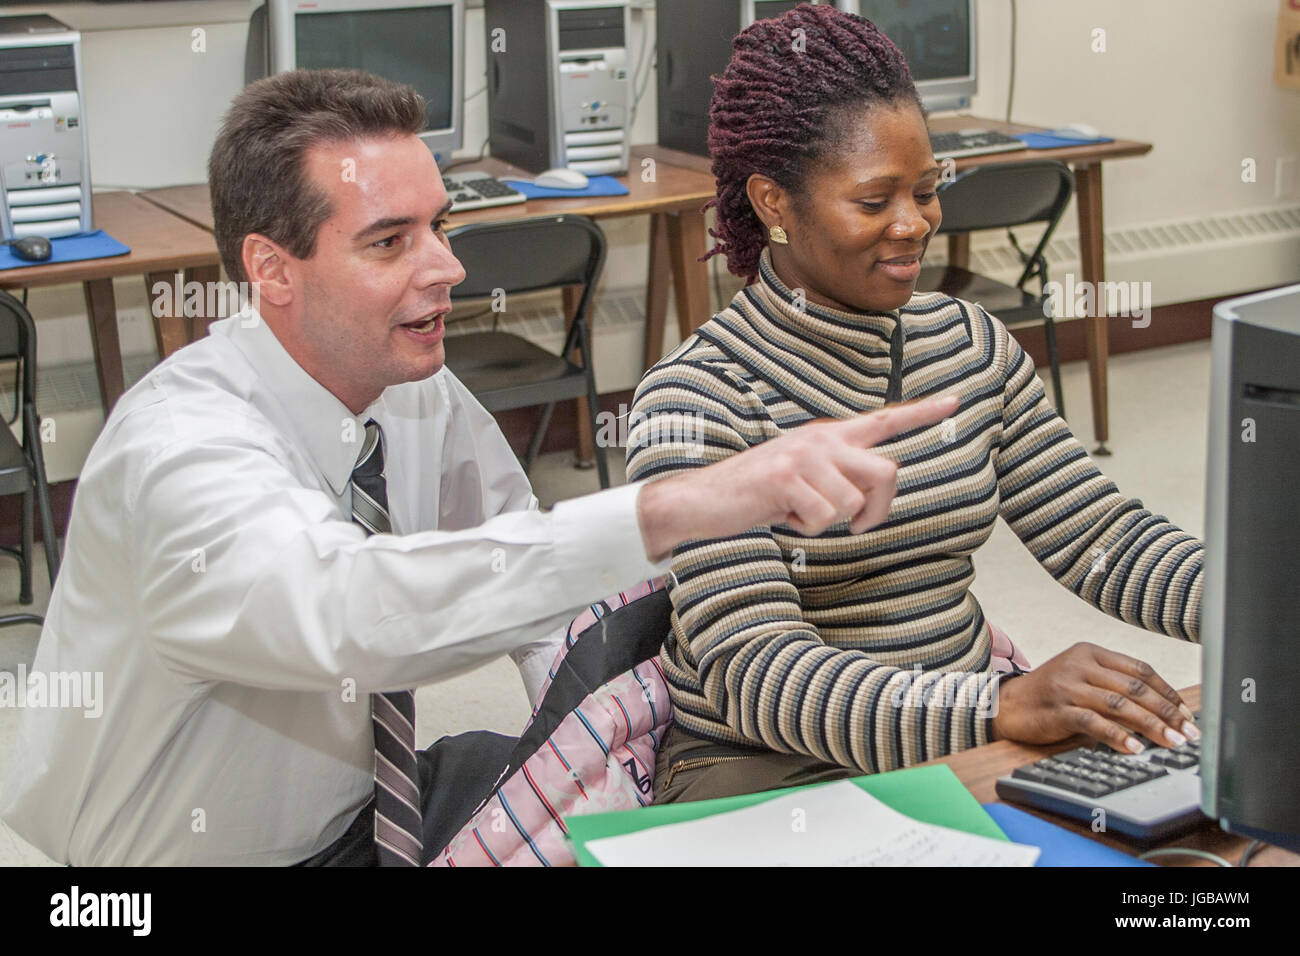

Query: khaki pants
653;723;859;804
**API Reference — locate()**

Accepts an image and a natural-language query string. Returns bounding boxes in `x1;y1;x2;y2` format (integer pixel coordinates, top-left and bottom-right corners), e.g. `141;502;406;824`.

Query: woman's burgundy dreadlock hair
704;3;923;280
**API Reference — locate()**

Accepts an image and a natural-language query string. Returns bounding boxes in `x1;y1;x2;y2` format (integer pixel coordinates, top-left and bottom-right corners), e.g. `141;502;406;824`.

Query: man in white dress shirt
0;69;955;865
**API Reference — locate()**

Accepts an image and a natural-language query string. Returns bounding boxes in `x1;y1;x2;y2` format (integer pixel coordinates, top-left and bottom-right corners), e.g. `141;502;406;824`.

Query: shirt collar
748;247;900;356
220;307;371;497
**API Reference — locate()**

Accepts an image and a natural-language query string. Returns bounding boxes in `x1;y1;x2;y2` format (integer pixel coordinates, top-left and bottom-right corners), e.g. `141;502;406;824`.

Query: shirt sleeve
434;369;570;703
988;307;1203;641
627;360;1002;775
130;432;666;693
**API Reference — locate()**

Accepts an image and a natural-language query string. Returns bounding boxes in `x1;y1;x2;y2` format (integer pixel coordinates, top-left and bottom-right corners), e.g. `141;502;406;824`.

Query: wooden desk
933;116;1152;455
0;191;221;410
921;685;1299;866
142;150;719;463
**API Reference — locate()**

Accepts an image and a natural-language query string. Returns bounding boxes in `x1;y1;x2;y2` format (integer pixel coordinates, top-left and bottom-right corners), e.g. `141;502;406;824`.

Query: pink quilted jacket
431;580;672;866
431;578;1028;866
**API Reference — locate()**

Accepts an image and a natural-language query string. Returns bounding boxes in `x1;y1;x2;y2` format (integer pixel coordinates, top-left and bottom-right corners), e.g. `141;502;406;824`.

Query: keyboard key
1012;765;1050;784
1149;750;1197;769
1039;770;1087;792
1074;779;1114;798
1052;749;1093;765
1096;773;1134;791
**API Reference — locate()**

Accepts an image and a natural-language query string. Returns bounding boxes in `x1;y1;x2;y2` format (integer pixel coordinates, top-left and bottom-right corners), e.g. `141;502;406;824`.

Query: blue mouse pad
1015;132;1115;150
0;230;131;271
502;175;630;199
983;803;1154;866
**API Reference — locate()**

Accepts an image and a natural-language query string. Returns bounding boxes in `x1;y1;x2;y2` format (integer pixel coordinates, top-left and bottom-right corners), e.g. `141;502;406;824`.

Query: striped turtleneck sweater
626;249;1203;775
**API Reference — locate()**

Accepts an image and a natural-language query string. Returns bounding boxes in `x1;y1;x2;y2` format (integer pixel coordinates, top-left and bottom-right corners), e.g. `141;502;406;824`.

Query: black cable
711;254;724;314
1006;0;1017;124
630;53;657;128
1238;839;1265;867
627;8;653;127
440;136;491;175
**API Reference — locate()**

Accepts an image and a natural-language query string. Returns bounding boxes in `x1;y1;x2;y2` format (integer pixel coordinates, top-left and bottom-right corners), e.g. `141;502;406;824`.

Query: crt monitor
837;0;976;112
247;0;465;165
1201;282;1300;852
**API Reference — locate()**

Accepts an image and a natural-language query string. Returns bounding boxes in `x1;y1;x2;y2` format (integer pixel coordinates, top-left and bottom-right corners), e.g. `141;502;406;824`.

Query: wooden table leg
947;234;971;270
185;265;222;342
561;284;596;469
146;271;190;359
644;212;671;370
665;208;711;337
83;278;125;411
1074;162;1111;455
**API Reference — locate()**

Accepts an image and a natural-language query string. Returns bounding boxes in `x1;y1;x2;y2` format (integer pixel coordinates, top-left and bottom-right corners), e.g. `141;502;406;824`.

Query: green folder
566;763;1007;866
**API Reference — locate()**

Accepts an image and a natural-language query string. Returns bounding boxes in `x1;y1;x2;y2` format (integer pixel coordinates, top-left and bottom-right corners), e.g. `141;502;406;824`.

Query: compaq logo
49;886;151;937
7;122;30;128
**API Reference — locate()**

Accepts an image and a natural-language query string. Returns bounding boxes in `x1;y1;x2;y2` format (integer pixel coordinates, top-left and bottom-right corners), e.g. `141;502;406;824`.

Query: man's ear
745;173;787;232
242;233;293;308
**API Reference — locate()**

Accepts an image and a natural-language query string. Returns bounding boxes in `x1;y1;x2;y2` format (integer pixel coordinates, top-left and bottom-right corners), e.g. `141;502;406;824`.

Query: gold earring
769;225;789;245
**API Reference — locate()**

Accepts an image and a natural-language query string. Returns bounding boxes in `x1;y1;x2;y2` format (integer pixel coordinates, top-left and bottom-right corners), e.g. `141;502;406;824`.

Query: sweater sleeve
627;355;1003;774
988;306;1203;641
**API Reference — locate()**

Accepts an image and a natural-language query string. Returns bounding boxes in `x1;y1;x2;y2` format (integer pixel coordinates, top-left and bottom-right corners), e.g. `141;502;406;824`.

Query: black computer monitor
1201;282;1300;852
246;0;465;165
839;0;976;111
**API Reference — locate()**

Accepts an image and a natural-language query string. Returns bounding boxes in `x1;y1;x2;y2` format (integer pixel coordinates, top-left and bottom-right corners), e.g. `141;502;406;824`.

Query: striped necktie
350;419;424;866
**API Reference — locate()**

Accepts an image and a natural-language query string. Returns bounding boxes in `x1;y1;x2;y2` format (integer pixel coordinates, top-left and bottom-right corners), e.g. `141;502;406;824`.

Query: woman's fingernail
1183;721;1201;740
1165;727;1187;747
1127;736;1144;754
1179;703;1195;721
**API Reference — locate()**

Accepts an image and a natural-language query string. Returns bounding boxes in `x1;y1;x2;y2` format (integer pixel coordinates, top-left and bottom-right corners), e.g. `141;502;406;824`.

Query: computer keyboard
442;174;527;212
994;719;1210;843
930;129;1025;161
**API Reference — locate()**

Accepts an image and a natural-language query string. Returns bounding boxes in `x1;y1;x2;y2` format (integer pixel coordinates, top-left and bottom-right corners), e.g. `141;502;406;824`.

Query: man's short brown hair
208;69;426;285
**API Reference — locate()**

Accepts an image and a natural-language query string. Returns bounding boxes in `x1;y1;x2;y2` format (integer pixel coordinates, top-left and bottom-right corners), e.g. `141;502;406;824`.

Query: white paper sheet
585;780;1040;867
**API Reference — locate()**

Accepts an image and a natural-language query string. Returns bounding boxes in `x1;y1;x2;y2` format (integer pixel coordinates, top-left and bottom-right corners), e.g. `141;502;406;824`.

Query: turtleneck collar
744;247;902;357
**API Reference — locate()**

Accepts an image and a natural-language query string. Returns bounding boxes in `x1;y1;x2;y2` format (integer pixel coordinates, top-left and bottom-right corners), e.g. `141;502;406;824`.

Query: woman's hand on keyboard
990;642;1199;754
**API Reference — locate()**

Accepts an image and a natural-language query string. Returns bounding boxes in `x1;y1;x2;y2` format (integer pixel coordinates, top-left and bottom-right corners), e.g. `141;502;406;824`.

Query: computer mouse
534;167;590;190
9;236;52;262
1055;122;1101;140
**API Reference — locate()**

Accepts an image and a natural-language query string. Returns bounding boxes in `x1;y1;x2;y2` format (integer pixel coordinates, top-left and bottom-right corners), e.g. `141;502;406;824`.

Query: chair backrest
445;214;606;326
935;159;1074;234
934;159;1074;291
0;289;36;418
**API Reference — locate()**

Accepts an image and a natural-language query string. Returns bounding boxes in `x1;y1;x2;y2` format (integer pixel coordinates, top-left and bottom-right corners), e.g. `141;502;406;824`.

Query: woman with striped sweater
626;5;1202;803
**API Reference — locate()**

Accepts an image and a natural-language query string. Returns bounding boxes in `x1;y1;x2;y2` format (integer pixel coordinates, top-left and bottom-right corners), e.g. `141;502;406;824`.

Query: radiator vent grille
956;204;1300;275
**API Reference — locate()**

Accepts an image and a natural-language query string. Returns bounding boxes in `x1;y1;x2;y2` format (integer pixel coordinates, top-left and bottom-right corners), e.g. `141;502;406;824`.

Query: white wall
5;0;1298;370
970;0;1300;231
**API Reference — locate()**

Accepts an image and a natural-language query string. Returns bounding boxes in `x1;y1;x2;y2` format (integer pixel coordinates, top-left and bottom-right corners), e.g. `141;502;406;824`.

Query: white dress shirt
0;310;665;866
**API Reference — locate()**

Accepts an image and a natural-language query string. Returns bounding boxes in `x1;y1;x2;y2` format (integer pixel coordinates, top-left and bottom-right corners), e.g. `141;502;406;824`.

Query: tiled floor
0;340;1211;865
